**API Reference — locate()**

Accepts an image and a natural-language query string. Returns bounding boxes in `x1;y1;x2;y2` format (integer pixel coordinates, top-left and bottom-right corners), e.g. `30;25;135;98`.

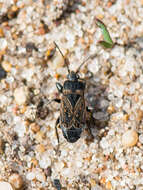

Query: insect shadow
85;77;109;140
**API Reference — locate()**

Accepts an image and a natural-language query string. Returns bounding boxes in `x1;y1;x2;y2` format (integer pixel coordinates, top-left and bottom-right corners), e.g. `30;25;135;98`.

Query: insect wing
60;95;73;127
74;97;86;127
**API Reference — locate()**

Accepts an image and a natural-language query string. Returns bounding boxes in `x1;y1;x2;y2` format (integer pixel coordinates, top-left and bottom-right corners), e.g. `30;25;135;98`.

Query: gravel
0;0;143;190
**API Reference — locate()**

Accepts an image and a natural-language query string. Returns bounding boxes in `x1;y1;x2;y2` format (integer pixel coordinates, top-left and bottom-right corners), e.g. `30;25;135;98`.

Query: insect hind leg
85;107;95;142
55;117;60;144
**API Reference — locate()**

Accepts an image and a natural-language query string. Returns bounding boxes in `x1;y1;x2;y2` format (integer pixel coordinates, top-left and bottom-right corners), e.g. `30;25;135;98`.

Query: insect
50;42;96;145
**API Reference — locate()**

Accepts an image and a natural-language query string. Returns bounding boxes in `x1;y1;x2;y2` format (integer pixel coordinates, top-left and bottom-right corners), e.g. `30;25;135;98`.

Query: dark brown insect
51;42;95;144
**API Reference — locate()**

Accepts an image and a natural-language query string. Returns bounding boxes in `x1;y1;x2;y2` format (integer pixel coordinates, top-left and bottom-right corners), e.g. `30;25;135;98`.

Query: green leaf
98;41;113;49
96;18;114;48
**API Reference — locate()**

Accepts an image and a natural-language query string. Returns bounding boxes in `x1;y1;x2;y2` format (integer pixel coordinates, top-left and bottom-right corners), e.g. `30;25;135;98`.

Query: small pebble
36;25;46;35
35;171;46;182
26;42;38;52
14;86;29;105
100;177;106;185
35;131;45;142
122;130;138;148
139;134;143;144
2;61;12;72
52;51;65;69
106;181;112;189
107;105;115;113
0;38;7;50
36;144;45;153
0;181;13;190
45;47;55;59
88;58;99;74
31;158;38;167
0;28;4;37
30;123;40;133
91;184;103;190
9;173;23;189
26;172;35;181
90;178;96;187
76;161;82;168
20;105;27;114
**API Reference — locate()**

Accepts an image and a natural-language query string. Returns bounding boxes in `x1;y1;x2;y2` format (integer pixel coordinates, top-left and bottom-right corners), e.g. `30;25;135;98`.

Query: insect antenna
54;42;70;74
76;54;96;74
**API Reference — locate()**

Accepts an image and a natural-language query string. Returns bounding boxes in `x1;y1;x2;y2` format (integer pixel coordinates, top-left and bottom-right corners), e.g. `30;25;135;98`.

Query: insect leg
85;107;95;141
47;98;61;105
86;108;96;126
54;98;61;103
55;117;60;144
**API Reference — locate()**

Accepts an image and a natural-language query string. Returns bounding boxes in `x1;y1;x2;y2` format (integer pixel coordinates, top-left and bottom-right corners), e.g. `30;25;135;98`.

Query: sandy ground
0;0;143;190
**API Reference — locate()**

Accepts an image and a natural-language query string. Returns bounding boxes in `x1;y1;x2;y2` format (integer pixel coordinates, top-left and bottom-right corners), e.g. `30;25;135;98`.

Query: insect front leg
54;117;61;154
47;98;61;105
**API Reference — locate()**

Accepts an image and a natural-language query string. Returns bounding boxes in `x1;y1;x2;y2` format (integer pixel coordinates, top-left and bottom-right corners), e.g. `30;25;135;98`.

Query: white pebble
14;86;29;105
88;58;100;74
139;134;143;144
0;181;13;190
52;52;64;70
122;130;138;148
39;156;51;169
35;171;46;182
100;137;109;149
62;168;73;178
0;38;7;50
61;149;68;157
14;121;26;137
91;184;103;190
76;161;82;168
21;68;35;82
26;172;35;180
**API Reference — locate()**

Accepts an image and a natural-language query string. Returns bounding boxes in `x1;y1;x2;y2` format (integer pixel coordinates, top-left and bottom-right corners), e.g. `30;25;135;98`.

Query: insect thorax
63;80;85;93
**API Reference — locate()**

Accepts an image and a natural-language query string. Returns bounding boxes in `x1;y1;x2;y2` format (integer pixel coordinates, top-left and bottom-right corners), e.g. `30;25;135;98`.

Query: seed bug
50;42;96;145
